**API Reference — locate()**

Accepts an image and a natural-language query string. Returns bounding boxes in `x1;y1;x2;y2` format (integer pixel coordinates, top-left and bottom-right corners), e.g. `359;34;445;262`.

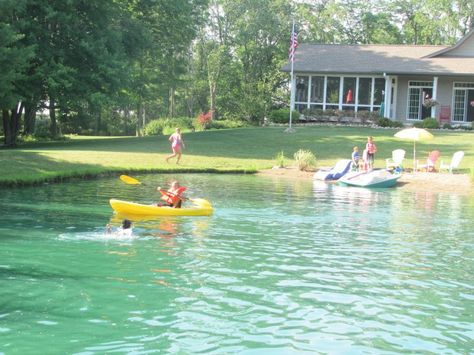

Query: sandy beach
258;166;474;195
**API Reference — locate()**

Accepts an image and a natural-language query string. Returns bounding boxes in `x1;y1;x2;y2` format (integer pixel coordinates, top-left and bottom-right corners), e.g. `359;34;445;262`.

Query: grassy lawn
1;126;473;185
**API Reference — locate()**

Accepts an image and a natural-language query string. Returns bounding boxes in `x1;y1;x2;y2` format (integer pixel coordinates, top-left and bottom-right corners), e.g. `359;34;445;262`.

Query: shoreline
258;166;474;195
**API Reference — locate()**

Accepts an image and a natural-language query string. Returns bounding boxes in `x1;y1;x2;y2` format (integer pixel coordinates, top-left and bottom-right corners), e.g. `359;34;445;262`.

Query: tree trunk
209;82;216;120
95;109;101;135
49;97;58;137
24;102;37;135
169;87;175;118
2;104;23;147
136;101;143;136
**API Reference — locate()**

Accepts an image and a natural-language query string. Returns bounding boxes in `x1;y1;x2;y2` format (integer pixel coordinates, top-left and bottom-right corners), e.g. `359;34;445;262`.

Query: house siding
436;33;474;57
395;75;474;121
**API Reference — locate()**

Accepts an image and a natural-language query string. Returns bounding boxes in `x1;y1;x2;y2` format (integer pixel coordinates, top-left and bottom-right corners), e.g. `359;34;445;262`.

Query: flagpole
286;19;296;133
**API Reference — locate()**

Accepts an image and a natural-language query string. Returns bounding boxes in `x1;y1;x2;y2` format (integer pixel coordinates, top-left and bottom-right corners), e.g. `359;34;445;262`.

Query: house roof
282;43;474;76
426;29;474;58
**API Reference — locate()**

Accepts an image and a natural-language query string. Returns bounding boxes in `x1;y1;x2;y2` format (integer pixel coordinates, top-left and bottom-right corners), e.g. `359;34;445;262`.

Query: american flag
288;27;298;62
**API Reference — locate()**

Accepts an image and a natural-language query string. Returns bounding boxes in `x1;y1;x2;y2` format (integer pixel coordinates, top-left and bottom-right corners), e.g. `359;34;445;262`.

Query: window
295;76;309;103
358;78;371;105
310;76;324;103
453;90;466;122
326;77;340;104
373;78;385;106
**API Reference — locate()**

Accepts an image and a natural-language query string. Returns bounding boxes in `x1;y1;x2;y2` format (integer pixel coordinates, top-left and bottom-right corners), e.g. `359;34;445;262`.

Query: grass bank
1;126;473;186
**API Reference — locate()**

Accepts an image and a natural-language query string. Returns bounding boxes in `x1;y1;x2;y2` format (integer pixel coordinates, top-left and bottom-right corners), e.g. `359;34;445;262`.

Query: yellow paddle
119;175;210;206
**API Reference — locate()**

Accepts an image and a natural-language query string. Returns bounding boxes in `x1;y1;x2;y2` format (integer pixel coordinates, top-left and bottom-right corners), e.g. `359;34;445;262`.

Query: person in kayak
157;180;187;208
166;128;185;164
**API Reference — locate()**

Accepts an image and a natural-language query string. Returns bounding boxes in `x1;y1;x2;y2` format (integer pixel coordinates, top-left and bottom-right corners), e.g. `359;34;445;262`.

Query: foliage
144;117;195;136
268;108;300;124
208;119;248;130
442;123;452;129
414;118;439;129
196;111;213;130
144;120;165;136
293;149;316;171
423;98;439;108
275;150;286;168
376;117;404;128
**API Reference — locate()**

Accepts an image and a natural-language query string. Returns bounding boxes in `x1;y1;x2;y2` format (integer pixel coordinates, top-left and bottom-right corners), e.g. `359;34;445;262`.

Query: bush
208;119;247;130
294;149;316;171
145;117;195;136
268;108;300;124
442;123;452;129
144;119;164;136
413;118;440;129
275;150;286;168
421;117;439;129
34;118;51;138
376;117;404;128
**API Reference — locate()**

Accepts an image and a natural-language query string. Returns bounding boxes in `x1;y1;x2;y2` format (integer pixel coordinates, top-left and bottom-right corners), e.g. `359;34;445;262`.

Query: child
351;146;360;171
157;181;187;208
105;219;133;237
365;136;377;170
166;128;185;164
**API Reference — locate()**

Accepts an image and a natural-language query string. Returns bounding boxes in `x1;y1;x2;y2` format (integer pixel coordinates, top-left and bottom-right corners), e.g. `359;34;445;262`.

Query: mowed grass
1;126;473;185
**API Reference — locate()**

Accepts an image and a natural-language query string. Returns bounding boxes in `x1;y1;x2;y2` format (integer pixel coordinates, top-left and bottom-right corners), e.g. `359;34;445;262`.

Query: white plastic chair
440;151;464;173
385;149;406;170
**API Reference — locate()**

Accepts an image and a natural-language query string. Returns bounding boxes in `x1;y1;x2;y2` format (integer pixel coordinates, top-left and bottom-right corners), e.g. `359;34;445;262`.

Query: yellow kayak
109;198;213;216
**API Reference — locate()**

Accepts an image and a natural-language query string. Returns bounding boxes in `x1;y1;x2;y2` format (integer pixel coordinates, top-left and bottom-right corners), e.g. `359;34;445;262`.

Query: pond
1;174;473;354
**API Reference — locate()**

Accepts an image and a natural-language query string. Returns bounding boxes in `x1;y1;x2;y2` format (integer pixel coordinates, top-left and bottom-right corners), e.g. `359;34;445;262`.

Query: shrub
208;119;247;129
413;121;424;128
294;149;316;171
275;150;286;168
268;108;300;123
34;118;51;138
442;123;452;129
376;117;404;128
196;111;213;130
144;119;164;136
145;117;195;136
421;117;439;129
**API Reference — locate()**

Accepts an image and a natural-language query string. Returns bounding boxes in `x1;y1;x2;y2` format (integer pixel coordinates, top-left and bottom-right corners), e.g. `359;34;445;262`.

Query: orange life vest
161;186;187;205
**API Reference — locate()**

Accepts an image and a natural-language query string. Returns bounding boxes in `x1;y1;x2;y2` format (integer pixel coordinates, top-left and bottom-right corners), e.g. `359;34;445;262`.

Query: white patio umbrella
394;127;434;171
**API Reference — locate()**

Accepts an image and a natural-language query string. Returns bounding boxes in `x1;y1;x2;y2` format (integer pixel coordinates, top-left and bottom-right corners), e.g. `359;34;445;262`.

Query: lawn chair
418;150;441;172
440;151;464;173
385;149;406;170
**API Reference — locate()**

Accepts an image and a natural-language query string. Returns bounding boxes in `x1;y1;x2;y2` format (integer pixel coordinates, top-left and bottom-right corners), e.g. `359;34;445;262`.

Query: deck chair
385;149;405;170
418;150;441;172
440;151;464;173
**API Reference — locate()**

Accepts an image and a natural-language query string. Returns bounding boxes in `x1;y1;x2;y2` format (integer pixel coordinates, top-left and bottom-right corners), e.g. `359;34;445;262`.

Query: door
467;90;474;122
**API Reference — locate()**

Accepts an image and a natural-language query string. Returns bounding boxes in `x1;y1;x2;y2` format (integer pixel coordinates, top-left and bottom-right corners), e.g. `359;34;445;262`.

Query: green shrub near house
268;108;300;123
414;117;439;129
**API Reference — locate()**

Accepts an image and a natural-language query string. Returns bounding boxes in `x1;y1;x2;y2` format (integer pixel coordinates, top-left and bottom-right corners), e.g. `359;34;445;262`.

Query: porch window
310;76;324;103
326;77;340;104
295;76;309;103
373;78;385;105
342;77;356;110
293;74;385;112
358;78;371;106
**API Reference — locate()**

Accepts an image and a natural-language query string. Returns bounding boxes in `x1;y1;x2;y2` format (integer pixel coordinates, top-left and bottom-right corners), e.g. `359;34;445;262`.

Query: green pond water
1;174;473;354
